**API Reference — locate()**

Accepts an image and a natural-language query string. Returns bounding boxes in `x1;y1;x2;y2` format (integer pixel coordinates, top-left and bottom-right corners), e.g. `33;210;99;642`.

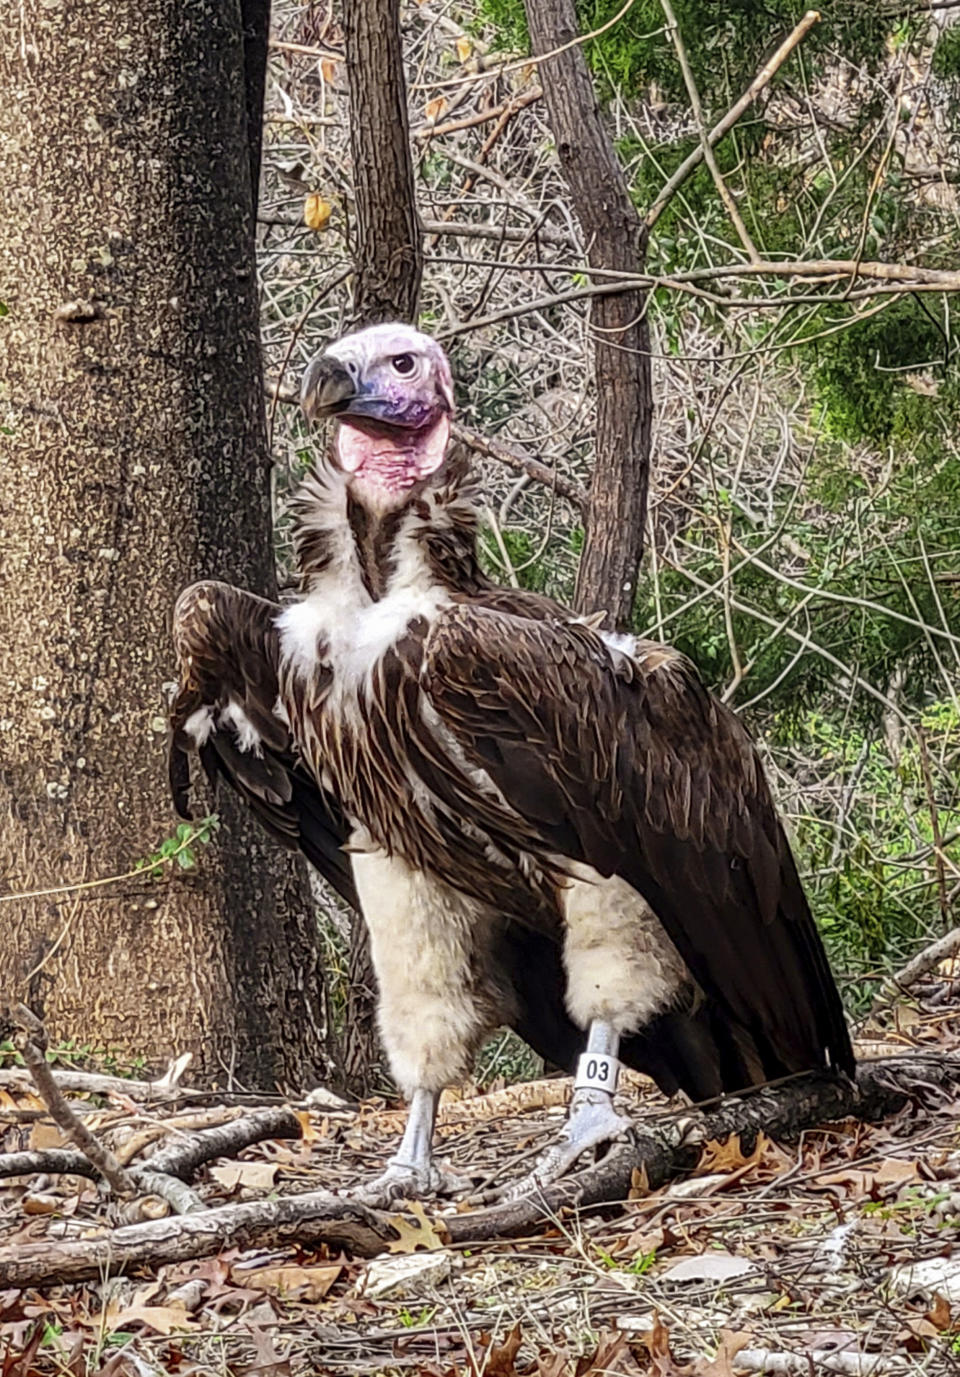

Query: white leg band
575;1051;619;1093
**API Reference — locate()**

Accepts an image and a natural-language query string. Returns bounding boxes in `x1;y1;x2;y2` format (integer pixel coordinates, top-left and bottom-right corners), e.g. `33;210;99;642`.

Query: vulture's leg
498;871;686;1199
498;1019;632;1200
350;1087;453;1206
346;849;508;1205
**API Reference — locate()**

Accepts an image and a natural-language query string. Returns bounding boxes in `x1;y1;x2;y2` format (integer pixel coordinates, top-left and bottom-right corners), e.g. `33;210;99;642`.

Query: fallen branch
0;1192;396;1288
3;1053;956;1286
442;1054;960;1243
0;1107;303;1187
143;1106;302;1178
5;1003;137;1198
873;925;960;1010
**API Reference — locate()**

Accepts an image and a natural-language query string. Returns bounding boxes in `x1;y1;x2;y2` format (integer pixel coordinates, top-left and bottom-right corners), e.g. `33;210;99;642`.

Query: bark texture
344;0;423;323
0;0;326;1089
524;0;653;628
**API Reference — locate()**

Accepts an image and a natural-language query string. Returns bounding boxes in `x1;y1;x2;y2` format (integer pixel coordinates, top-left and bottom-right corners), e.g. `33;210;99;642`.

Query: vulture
169;322;854;1203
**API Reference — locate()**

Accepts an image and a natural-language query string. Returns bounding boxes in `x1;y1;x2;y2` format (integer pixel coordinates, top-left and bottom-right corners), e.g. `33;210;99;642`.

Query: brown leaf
28;1120;66;1150
629;1162;650;1198
474;1323;524;1377
697;1330;752;1377
697;1132;768;1178
424;96;447;123
634;1315;685;1376
927;1293;952;1331
385;1200;449;1253
234;1263;341;1302
575;1331;641;1375
294;1108;317;1147
103;1297;196;1336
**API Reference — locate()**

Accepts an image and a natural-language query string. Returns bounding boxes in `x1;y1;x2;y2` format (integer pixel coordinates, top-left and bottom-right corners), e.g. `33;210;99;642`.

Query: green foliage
136;816;219;878
791;706;960;1001
809;297;956;446
479;0;889;108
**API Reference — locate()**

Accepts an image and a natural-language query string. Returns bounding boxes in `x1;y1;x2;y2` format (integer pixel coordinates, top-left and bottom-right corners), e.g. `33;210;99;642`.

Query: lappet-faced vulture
169;323;853;1203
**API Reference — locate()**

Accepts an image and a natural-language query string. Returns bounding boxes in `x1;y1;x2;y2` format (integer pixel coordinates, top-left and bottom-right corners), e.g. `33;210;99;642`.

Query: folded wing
424;602;854;1082
169;580;358;906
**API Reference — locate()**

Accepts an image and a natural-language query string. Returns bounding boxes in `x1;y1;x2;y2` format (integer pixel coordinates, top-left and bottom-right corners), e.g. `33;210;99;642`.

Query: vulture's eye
391;353;416;375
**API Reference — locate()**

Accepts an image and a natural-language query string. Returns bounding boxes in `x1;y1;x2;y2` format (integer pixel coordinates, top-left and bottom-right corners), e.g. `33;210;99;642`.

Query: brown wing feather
424;603;854;1081
169;581;357;906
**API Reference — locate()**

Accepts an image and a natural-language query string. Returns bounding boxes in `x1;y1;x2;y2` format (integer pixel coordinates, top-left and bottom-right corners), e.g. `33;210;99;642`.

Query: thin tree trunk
344;0;423;323
0;0;326;1090
524;0;653;628
334;0;425;1091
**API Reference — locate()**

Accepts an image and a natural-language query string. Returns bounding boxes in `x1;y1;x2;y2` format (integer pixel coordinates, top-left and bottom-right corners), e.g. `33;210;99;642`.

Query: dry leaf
385;1199;449;1253
482;1323;523;1377
320;56;337;83
28;1121;66;1150
635;1314;688;1376
698;1330;753;1377
629;1162;650;1198
456;36;472;62
697;1132;767;1177
927;1293;952;1331
209;1161;277;1192
303;194;332;231
235;1263;341;1302
661;1251;757;1285
104;1297;195;1336
294;1108;317;1147
424;96;447;123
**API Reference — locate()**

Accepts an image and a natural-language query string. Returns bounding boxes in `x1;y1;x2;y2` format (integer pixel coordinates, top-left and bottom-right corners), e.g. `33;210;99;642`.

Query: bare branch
646;10;821;229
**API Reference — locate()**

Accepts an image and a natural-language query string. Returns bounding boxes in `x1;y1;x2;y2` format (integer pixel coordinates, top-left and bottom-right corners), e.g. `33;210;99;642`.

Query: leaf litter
2;993;960;1374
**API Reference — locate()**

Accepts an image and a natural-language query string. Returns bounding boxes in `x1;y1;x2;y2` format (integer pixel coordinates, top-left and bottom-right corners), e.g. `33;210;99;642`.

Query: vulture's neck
291;452;490;605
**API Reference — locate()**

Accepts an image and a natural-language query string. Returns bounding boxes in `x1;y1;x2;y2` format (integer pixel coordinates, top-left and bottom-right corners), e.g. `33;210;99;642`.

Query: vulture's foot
349;1157;471;1208
498;1088;632;1202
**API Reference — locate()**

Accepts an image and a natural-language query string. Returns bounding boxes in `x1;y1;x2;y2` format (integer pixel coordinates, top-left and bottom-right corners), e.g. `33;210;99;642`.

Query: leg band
574;1051;620;1093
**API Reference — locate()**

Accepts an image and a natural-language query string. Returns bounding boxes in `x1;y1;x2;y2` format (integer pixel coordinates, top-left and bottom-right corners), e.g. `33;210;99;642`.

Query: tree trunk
0;0;327;1091
334;0;425;1092
344;0;423;323
240;0;271;214
524;0;653;629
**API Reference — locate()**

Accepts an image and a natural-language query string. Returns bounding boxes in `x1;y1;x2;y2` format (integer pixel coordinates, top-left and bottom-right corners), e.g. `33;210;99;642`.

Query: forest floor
2;976;960;1377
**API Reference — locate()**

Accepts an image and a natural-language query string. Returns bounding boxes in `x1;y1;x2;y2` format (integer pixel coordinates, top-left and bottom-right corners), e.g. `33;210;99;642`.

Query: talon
497;1088;632;1201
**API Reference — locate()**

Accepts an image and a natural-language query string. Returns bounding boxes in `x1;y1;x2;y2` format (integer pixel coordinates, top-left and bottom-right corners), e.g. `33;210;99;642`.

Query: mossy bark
0;0;326;1090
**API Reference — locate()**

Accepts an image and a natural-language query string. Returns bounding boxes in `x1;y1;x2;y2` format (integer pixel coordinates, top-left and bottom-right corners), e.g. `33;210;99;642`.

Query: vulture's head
301;323;454;510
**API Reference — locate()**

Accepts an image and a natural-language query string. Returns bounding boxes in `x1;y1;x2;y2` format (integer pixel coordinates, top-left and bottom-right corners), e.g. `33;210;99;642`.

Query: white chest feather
276;541;449;698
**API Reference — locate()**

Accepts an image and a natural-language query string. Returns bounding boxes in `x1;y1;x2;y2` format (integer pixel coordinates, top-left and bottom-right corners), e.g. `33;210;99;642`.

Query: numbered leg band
575;1052;619;1093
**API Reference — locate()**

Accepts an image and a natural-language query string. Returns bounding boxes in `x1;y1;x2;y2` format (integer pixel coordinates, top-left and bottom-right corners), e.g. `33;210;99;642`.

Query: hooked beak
301;355;356;422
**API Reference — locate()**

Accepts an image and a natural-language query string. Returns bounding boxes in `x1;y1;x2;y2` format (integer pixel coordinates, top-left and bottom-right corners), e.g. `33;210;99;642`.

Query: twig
659;0;759;261
452;422;588;513
6;1003;138;1198
917;728;951;929
646;10;821;229
414;88;541;140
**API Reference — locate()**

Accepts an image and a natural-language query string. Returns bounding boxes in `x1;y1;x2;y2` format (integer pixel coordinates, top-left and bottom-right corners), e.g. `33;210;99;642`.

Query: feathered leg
498;870;687;1199
348;848;513;1205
